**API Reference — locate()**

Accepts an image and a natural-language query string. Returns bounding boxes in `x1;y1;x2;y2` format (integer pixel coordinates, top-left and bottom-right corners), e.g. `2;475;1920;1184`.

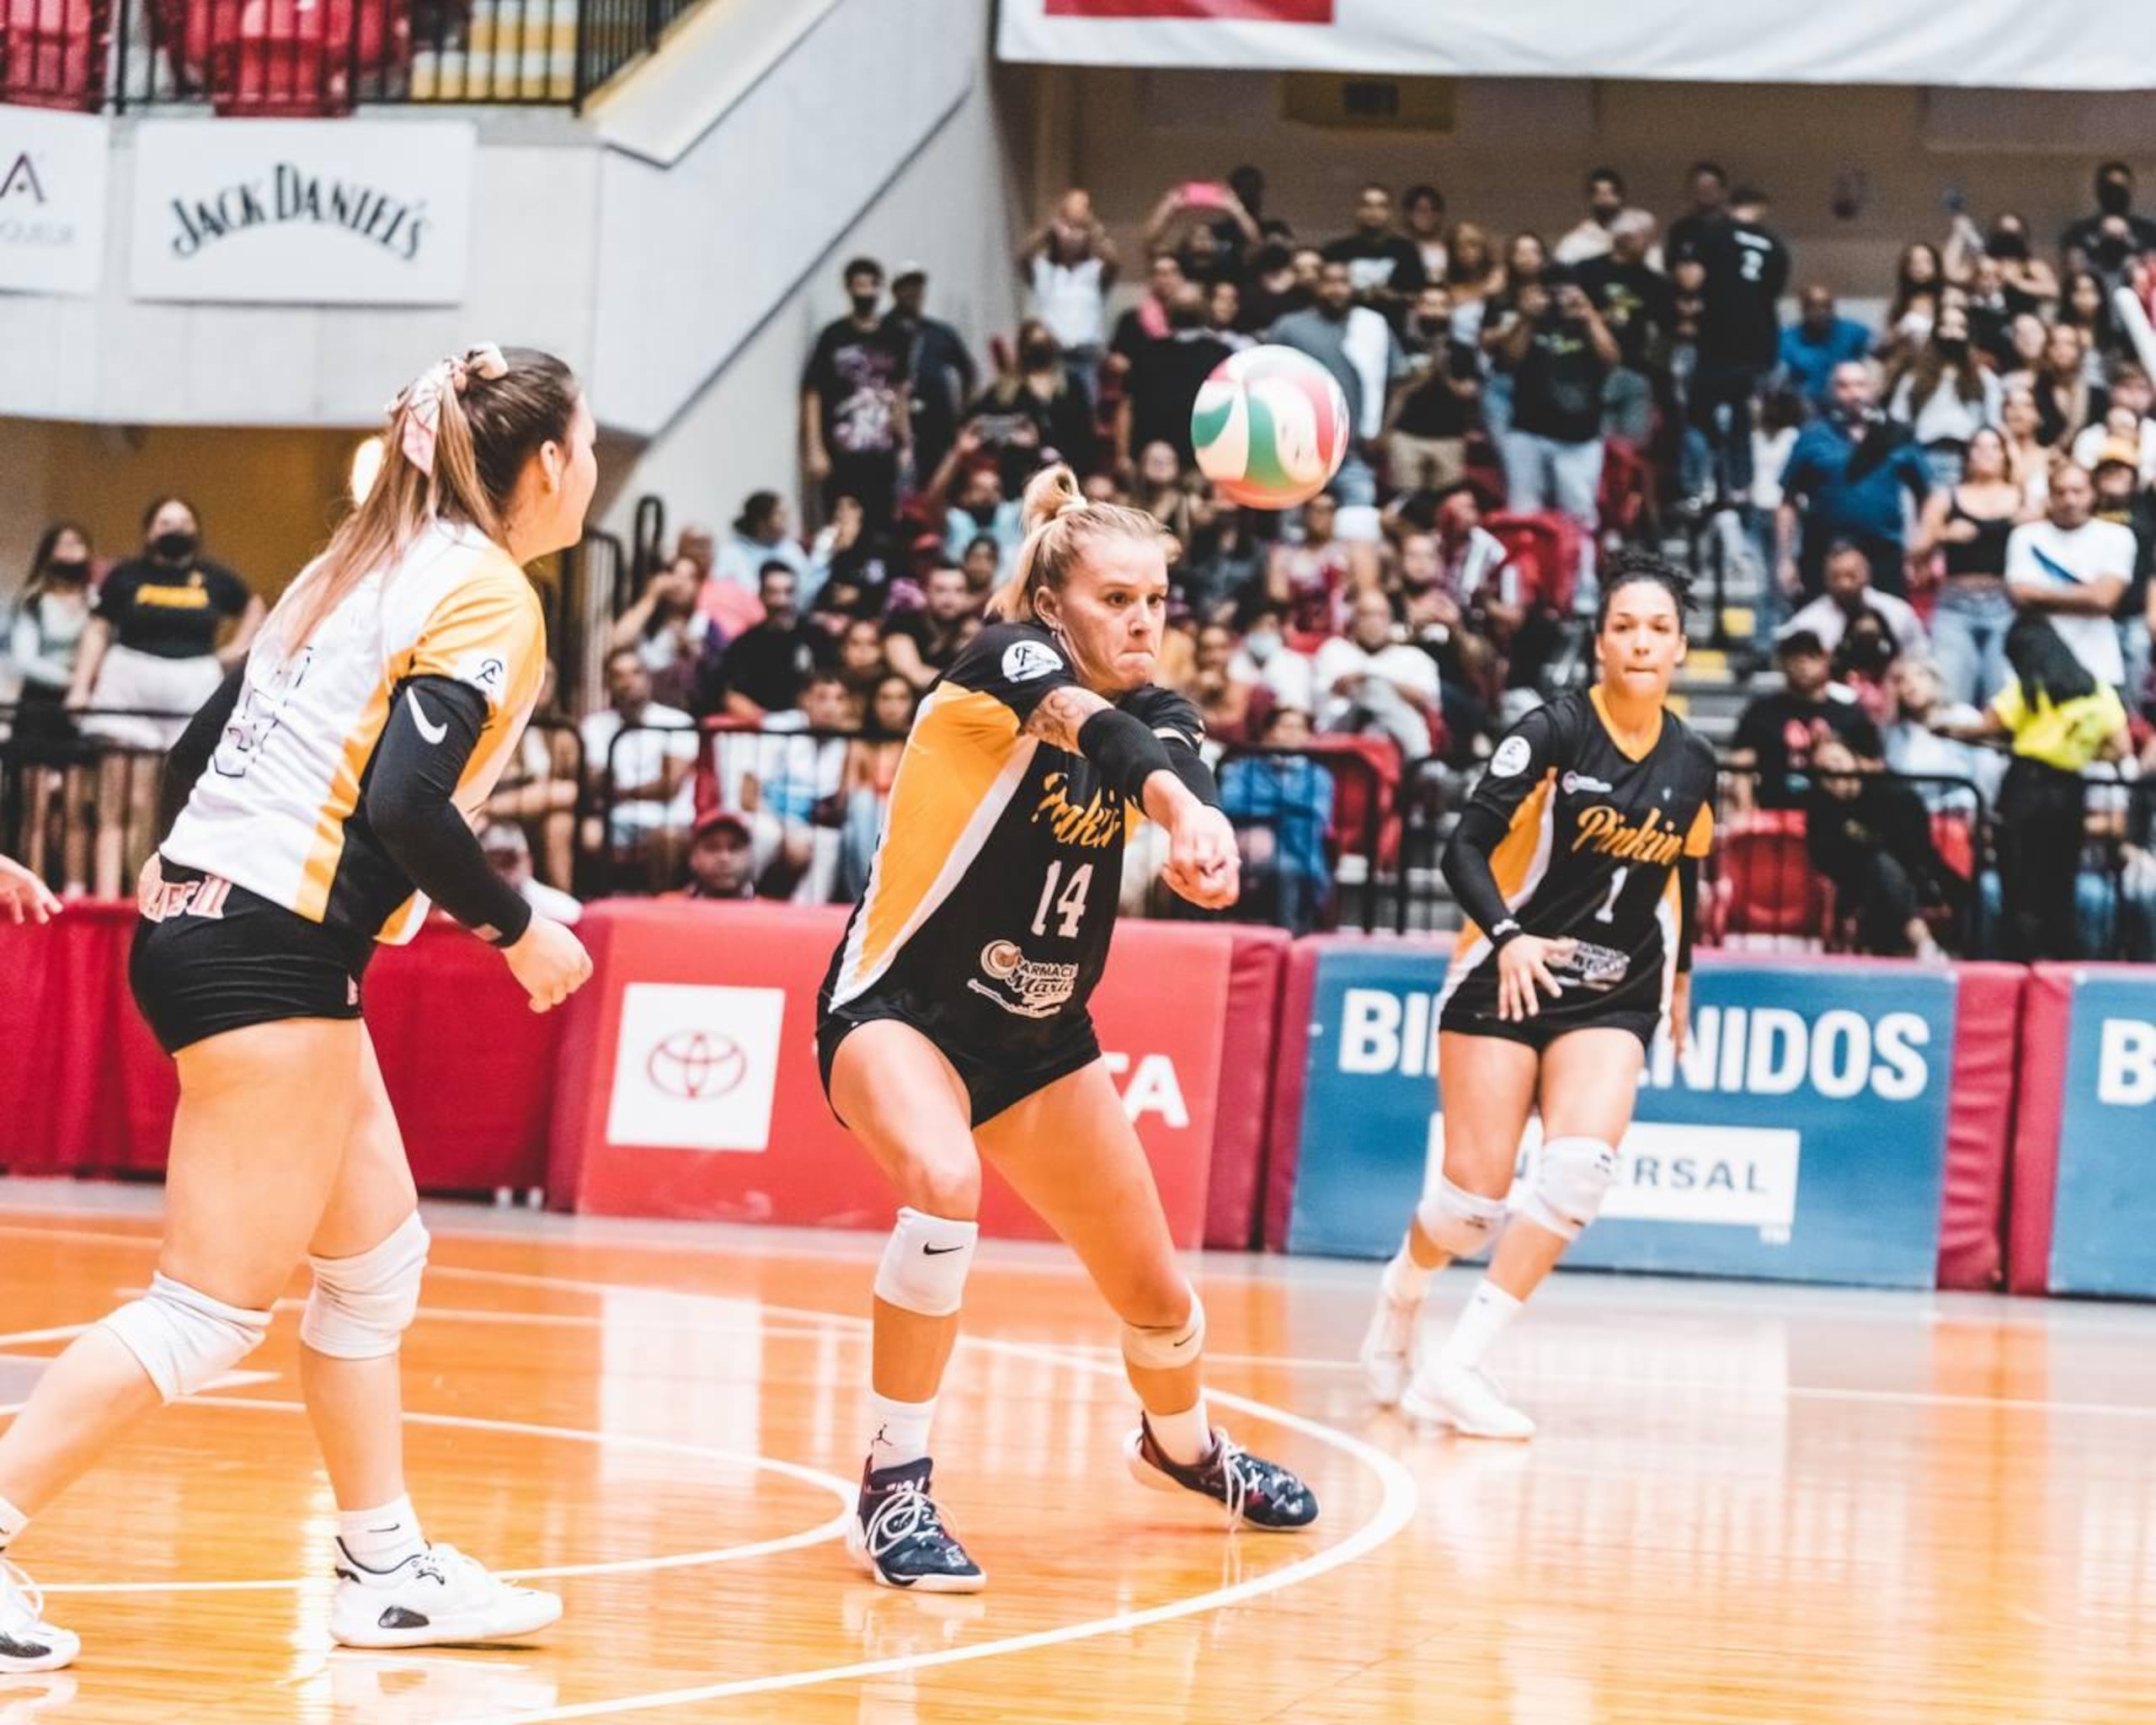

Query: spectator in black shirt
1145;182;1261;286
1684;185;1790;500
1728;626;1885;811
889;264;977;494
1577;210;1674;447
969;321;1097;491
2062;161;2156;288
884;563;973;691
1321;183;1425;324
1497;270;1619;567
1116;285;1234;472
1238;242;1309;331
1384;283;1481;493
1804;734;1955;959
801;257;910;528
1665;159;1732;268
721;563;836;722
1108;253;1187;379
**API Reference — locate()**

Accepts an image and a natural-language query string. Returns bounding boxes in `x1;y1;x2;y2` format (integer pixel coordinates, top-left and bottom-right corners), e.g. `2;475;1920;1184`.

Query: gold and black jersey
1439;686;1716;1028
821;622;1201;1052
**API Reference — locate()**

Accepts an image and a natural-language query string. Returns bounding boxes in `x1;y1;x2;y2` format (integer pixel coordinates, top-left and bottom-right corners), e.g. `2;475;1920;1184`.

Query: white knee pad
1121;1284;1206;1372
873;1207;978;1318
302;1212;430;1360
101;1272;272;1404
1415;1178;1509;1259
1523;1137;1620;1241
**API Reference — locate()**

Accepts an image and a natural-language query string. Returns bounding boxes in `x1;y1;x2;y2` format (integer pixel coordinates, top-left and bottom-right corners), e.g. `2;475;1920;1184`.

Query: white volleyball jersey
163;520;546;944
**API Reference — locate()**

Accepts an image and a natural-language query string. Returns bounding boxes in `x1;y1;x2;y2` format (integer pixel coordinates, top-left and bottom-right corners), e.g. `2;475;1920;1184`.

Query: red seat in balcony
1;0;109;109
1711;810;1832;944
202;0;408;115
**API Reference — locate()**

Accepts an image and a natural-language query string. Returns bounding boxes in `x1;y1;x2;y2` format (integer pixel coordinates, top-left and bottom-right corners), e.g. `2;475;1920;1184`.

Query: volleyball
1190;344;1352;510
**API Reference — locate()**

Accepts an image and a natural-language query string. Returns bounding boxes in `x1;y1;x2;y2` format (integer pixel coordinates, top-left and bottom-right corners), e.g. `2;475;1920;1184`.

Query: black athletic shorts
816;989;1102;1128
1440;965;1663;1057
130;858;374;1055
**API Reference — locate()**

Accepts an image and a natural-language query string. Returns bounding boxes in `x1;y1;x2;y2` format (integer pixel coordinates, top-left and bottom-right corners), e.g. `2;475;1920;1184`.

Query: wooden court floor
1;1179;2152;1725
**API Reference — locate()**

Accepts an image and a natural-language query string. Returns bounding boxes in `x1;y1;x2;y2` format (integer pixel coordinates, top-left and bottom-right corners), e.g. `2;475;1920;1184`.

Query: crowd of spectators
8;157;2156;956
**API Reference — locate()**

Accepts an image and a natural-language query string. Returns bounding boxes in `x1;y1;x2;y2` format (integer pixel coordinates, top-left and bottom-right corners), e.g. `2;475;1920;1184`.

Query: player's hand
1495;934;1573;1021
503;916;593;1013
1669;971;1693;1062
1162;804;1241;911
0;854;61;926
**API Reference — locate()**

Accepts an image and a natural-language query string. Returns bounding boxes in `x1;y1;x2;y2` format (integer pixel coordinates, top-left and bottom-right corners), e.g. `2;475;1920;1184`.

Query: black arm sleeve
1677;853;1700;975
157;658;248;840
365;676;533;948
1118;684;1219;808
1439;704;1562;943
1077;707;1179;806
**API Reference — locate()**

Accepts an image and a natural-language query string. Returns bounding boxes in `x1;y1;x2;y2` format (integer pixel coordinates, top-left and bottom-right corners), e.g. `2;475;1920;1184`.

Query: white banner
0;107;109;296
996;0;2156;91
130;119;475;306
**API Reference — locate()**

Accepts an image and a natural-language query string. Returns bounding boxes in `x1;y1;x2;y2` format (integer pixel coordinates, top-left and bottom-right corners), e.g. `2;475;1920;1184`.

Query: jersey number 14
1031;860;1094;939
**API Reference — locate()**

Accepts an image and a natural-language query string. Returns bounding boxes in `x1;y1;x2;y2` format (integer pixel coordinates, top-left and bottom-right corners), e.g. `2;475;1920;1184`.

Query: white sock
1146;1397;1214;1467
867;1392;937;1474
1381;1242;1434;1307
0;1492;26;1552
1438;1280;1523;1373
337;1495;427;1574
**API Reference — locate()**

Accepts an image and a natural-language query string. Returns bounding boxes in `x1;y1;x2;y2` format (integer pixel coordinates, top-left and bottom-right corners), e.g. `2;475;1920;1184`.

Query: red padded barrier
1935;963;2025;1291
1203;924;1291;1250
0;903;559;1192
2006;965;2076;1295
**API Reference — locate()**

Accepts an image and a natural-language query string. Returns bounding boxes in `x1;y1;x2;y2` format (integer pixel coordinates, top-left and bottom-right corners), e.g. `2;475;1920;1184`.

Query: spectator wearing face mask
1218;703;1334;934
926;429;1026;569
2063;162;2156;291
967;322;1097;493
1942;210;2057;318
1230;599;1317;717
1555;167;1662;270
8;522;97;894
1021;188;1120;402
1268;259;1406;510
1886;299;2003;489
1779;286;1874;412
801;257;911;528
1384;283;1482;494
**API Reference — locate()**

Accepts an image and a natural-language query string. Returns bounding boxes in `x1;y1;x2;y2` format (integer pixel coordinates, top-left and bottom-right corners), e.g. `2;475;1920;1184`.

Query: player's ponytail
265;344;581;654
988;464;1172;625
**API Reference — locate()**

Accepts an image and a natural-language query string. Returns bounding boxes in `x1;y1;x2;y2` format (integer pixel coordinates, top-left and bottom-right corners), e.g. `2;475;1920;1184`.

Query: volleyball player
819;464;1319;1593
0;857;61;924
1358;549;1716;1439
0;345;595;1672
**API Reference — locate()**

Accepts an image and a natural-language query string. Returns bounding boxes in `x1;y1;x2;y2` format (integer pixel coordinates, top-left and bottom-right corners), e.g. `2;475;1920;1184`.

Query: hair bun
1055;494;1091;519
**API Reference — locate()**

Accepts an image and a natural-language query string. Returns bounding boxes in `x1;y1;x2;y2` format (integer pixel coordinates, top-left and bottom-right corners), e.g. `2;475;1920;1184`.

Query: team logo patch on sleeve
1002;641;1065;684
1491;734;1534;777
452;652;510;697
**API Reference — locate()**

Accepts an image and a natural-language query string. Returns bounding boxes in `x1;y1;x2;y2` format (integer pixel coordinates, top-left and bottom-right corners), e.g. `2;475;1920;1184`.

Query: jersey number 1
1031;860;1093;939
1595;865;1630;923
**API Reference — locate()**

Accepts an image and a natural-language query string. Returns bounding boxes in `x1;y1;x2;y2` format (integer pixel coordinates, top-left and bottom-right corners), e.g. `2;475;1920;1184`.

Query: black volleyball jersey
822;622;1203;1048
1439;687;1716;1013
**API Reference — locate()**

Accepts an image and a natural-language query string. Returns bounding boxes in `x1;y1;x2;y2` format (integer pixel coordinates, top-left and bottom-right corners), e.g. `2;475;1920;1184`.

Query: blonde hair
266;346;579;654
986;465;1171;625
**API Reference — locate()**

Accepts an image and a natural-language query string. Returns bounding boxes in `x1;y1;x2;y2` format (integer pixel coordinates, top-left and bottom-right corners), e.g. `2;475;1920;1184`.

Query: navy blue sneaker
1124;1418;1320;1531
846;1458;987;1593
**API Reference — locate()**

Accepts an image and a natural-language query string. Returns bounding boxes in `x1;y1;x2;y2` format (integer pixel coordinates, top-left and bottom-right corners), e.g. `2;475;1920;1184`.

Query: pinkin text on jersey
1033;772;1121;849
1571;804;1684;867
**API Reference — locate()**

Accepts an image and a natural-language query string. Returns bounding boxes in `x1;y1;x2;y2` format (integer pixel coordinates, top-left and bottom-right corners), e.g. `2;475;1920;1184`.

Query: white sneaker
1402;1362;1536;1440
329;1544;561;1649
1358;1295;1419;1408
0;1561;77;1674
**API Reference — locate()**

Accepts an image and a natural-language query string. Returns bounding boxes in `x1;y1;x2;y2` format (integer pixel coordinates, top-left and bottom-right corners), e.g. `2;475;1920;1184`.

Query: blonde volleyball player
1358;551;1716;1439
817;466;1319;1592
0;346;596;1672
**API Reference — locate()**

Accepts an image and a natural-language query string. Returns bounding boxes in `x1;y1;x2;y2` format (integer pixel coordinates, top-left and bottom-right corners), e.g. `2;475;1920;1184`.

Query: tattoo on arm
1021;685;1111;750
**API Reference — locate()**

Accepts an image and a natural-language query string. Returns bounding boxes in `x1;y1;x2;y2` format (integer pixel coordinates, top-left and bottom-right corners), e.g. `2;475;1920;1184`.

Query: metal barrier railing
2;0;693;112
0;707;187;900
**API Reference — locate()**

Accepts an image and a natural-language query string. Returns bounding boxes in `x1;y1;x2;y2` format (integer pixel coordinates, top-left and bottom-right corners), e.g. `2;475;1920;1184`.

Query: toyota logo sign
645;1029;748;1100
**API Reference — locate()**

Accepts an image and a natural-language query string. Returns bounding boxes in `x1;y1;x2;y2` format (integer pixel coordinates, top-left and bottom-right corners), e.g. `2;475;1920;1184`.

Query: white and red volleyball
1190;344;1351;510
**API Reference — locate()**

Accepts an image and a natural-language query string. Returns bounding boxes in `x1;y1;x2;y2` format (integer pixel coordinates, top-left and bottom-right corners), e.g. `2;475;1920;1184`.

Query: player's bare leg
1361;1033;1534;1408
1410;1028;1645;1439
980;1062;1316;1530
829;1021;987;1590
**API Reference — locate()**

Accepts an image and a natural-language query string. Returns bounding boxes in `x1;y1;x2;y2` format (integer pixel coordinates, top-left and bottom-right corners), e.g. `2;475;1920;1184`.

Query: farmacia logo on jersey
969;940;1081;1018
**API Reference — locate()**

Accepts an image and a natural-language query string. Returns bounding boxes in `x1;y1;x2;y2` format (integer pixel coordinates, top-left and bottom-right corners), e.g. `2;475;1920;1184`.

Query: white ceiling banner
130;118;476;306
996;0;2156;91
0;107;110;297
